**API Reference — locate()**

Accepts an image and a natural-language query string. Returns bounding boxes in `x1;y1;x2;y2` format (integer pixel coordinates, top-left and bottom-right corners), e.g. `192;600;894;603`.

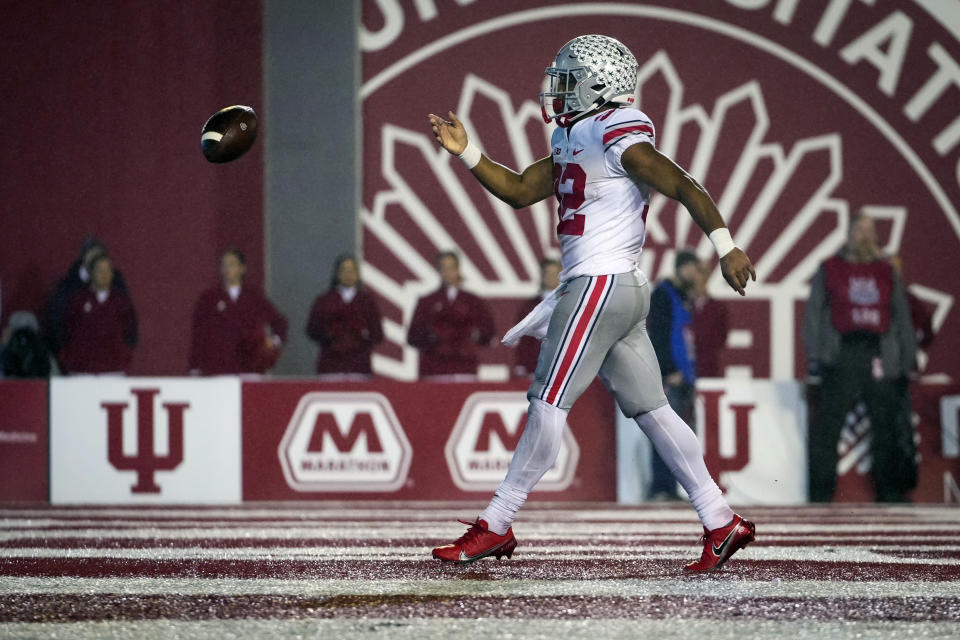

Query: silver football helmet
540;35;638;127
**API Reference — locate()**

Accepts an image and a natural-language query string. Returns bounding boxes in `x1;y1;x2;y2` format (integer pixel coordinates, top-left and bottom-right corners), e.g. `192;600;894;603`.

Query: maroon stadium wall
0;2;264;375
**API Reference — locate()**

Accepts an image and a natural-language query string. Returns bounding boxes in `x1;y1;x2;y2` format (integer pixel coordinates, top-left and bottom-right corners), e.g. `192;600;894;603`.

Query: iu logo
101;388;190;494
445;392;579;491
697;389;754;491
277;392;412;492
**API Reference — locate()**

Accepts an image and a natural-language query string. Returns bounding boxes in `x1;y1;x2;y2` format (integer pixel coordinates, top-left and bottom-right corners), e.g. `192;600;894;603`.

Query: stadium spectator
189;249;288;375
42;237;134;363
802;211;917;503
1;311;55;378
407;251;495;380
690;260;729;378
646;249;701;500
59;254;137;374
513;258;562;378
306;254;383;378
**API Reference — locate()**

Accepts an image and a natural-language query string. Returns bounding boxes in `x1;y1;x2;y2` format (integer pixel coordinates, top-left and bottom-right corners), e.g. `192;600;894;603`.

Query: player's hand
428;111;468;155
720;248;756;296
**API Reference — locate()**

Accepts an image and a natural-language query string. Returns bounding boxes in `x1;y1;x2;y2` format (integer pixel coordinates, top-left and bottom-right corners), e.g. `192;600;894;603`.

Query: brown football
200;105;258;163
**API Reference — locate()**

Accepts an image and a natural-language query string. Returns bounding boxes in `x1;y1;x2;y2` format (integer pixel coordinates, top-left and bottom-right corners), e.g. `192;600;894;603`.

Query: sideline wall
1;378;957;505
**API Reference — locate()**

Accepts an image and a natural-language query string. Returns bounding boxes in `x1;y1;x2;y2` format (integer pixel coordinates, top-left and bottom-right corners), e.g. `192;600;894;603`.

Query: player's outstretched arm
428;111;554;209
620;142;757;296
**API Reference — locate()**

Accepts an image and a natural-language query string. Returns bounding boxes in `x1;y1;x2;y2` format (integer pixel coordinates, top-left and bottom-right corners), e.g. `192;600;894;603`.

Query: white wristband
709;227;737;258
457;140;482;169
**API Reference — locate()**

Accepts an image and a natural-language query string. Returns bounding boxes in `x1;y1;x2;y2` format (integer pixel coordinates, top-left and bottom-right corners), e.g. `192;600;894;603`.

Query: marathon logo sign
278;392;412;492
444;392;579;491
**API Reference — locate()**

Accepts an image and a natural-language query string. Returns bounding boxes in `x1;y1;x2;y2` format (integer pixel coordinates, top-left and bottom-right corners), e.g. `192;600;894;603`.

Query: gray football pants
528;270;669;417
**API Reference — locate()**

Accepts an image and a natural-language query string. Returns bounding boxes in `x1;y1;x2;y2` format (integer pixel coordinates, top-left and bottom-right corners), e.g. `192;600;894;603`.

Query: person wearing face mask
59;253;137;374
306;254;383;379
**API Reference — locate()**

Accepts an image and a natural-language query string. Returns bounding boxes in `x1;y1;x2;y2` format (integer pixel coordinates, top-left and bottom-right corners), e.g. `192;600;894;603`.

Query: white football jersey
549;107;655;281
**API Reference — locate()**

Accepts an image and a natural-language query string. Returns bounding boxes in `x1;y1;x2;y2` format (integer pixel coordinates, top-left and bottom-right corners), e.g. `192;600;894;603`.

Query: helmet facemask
539;35;638;128
540;66;610;128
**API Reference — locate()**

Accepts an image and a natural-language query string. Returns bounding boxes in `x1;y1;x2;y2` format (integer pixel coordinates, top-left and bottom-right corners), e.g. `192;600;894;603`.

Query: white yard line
1;576;959;599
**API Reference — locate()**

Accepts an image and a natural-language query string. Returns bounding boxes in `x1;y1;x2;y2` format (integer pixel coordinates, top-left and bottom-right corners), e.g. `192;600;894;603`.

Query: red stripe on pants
545;275;608;405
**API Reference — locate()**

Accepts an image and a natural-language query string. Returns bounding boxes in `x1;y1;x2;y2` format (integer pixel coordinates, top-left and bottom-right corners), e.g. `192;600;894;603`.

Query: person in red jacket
513;258;562;378
189;249;288;375
60;254;137;374
407;251;495;380
306;254;383;378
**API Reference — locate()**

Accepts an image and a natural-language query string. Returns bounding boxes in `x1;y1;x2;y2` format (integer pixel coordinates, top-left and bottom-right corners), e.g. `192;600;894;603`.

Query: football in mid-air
200;105;258;163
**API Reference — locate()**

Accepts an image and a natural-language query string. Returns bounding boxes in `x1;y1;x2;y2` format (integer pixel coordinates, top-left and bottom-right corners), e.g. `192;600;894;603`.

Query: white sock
634;404;734;531
479;398;568;535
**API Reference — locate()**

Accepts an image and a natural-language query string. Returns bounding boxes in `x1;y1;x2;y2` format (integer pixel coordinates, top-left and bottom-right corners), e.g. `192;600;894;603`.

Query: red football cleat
432;519;517;563
684;513;756;571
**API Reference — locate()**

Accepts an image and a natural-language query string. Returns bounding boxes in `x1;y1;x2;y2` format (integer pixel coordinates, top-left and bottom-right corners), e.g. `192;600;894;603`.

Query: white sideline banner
617;379;807;505
50;377;241;504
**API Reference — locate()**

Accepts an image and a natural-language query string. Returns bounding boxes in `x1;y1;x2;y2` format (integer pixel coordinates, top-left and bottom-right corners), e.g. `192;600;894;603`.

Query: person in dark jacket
407;251;495;380
802;211;917;502
60;254;137;374
189;249;288;375
306;254;383;378
646;249;701;500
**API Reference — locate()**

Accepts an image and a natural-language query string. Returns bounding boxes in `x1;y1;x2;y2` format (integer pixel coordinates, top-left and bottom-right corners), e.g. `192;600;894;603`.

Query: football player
428;35;756;571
